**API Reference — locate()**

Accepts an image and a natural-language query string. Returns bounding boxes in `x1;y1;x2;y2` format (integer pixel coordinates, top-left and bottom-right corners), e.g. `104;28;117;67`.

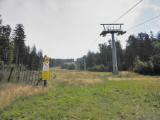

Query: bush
134;57;153;75
151;54;160;74
61;64;75;70
88;65;108;72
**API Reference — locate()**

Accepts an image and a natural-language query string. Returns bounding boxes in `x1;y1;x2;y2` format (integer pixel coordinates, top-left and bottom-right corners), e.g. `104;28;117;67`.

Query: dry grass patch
0;83;47;111
54;70;104;86
56;78;103;86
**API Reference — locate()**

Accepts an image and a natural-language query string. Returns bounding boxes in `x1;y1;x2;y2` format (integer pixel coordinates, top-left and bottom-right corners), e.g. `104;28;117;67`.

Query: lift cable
128;14;160;31
113;0;143;23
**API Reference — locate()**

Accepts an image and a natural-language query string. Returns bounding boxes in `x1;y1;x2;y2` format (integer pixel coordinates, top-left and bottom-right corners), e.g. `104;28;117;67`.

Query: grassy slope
0;69;160;120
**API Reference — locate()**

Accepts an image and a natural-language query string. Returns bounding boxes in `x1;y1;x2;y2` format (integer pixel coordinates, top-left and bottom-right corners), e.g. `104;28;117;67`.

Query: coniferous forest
0;17;43;70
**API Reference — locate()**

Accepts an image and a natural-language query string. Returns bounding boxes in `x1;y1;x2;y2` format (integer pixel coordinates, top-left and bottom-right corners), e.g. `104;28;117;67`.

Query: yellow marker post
42;56;50;87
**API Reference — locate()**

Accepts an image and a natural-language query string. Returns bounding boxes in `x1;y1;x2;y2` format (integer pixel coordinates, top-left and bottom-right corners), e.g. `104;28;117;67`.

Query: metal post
84;59;86;71
44;80;48;87
111;33;118;75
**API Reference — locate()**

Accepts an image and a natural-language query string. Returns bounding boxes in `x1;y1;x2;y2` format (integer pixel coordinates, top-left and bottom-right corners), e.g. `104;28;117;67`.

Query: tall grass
0;83;47;111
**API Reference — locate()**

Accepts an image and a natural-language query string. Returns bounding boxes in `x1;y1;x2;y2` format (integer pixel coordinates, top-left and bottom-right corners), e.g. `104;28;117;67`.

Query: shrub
88;65;108;72
151;54;160;74
134;57;153;75
61;64;75;70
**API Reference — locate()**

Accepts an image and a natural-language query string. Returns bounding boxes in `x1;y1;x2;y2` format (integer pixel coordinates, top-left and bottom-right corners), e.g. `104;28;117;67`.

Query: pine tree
13;24;26;65
0;25;11;64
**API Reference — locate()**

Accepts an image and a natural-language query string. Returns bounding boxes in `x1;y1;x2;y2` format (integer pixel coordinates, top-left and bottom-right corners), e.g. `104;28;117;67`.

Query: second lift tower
100;24;126;75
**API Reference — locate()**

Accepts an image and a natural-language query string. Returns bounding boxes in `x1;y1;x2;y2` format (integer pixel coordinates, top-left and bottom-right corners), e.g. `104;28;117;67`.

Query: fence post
7;67;14;82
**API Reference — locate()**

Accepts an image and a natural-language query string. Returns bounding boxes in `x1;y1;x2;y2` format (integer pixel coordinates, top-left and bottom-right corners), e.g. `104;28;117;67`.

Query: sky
0;0;160;59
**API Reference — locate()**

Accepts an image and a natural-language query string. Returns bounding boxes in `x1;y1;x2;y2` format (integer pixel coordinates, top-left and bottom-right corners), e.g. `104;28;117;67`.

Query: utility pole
84;58;86;71
75;61;79;71
100;24;126;75
0;14;2;25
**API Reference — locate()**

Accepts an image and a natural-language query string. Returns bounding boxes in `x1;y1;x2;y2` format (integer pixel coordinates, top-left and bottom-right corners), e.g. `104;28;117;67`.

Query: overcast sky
0;0;160;59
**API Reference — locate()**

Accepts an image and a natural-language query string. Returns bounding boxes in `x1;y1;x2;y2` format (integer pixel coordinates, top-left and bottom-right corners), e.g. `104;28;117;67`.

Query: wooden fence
0;65;43;86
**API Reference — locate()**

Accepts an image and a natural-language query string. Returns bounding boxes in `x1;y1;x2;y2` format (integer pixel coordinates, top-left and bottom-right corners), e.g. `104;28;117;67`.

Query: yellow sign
42;57;51;80
42;71;51;80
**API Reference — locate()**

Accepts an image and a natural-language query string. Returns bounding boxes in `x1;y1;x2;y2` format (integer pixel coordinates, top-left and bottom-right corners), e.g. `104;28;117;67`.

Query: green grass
0;70;160;120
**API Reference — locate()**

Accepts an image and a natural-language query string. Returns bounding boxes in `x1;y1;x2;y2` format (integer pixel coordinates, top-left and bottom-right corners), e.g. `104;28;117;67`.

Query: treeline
76;32;160;75
0;17;43;70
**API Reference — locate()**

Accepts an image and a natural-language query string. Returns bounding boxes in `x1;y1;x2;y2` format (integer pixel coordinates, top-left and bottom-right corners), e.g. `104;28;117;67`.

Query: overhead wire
113;0;143;23
128;14;160;31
